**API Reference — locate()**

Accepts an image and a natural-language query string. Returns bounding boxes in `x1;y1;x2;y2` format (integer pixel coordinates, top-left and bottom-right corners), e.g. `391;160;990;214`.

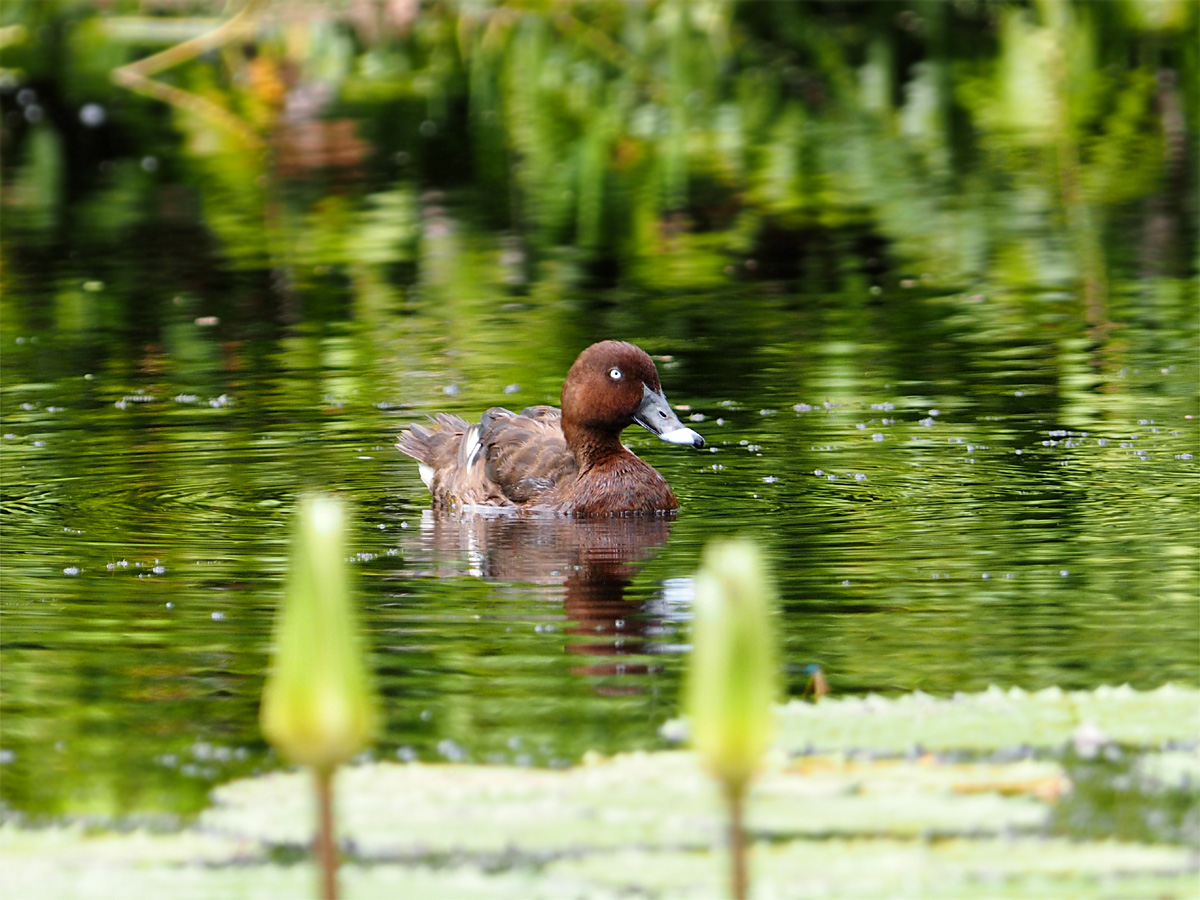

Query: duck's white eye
608;367;622;380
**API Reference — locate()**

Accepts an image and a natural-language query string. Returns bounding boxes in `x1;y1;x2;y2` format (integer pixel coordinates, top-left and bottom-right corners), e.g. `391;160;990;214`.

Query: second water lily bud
685;538;779;792
260;493;377;770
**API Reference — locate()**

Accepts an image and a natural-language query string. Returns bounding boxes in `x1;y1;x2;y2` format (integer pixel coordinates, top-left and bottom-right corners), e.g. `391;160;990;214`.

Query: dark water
1;1;1198;820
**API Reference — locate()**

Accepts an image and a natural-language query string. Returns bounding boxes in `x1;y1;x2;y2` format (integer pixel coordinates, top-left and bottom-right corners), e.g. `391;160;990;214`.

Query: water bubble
211;611;225;621
793;403;813;413
813;469;825;477
981;573;990;580
872;433;885;441
504;383;520;394
396;746;417;762
23;105;43;123
436;738;466;762
79;103;106;127
853;473;867;481
141;156;159;172
762;475;778;483
1059;570;1069;577
419;119;438;138
63;566;80;576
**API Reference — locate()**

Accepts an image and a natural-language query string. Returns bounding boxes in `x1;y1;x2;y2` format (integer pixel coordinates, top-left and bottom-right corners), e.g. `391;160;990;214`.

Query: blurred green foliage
1;0;1195;305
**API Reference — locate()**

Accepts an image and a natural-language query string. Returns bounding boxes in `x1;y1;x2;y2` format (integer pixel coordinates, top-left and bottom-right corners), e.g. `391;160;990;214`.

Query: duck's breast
555;452;678;516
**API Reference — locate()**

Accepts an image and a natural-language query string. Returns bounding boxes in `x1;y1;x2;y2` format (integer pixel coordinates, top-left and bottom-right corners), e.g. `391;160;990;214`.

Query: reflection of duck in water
409;510;681;690
398;341;704;515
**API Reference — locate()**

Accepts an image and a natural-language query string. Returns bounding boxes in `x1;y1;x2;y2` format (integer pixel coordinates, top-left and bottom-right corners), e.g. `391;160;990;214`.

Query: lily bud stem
315;766;338;900
726;781;748;900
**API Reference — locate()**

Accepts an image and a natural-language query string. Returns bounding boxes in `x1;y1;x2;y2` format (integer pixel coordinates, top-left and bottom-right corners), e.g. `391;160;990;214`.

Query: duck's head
561;341;705;449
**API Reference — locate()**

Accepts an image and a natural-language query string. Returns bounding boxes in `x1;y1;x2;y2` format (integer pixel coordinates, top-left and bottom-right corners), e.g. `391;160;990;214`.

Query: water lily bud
685;538;779;792
261;494;377;770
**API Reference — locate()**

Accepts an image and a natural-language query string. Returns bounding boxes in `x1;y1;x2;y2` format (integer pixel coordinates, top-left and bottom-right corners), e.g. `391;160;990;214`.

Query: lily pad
202;751;1058;852
3;685;1196;899
766;683;1200;756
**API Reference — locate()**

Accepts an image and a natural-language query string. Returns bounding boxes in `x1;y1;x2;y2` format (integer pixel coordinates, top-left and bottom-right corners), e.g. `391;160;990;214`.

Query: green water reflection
1;0;1197;819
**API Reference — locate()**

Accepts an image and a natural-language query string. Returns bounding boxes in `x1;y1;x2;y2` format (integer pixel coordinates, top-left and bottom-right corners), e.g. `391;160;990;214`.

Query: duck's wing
480;406;578;504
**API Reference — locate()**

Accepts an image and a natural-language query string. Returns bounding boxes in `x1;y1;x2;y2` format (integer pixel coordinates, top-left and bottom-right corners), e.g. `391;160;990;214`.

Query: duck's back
480;406;578;503
398;406;578;508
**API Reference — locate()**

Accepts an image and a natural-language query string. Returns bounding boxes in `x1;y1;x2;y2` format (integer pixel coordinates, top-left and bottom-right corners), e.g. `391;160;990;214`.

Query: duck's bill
635;385;706;448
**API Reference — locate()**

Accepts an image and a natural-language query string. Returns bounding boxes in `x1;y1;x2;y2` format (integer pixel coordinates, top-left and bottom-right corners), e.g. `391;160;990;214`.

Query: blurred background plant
2;0;1194;313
